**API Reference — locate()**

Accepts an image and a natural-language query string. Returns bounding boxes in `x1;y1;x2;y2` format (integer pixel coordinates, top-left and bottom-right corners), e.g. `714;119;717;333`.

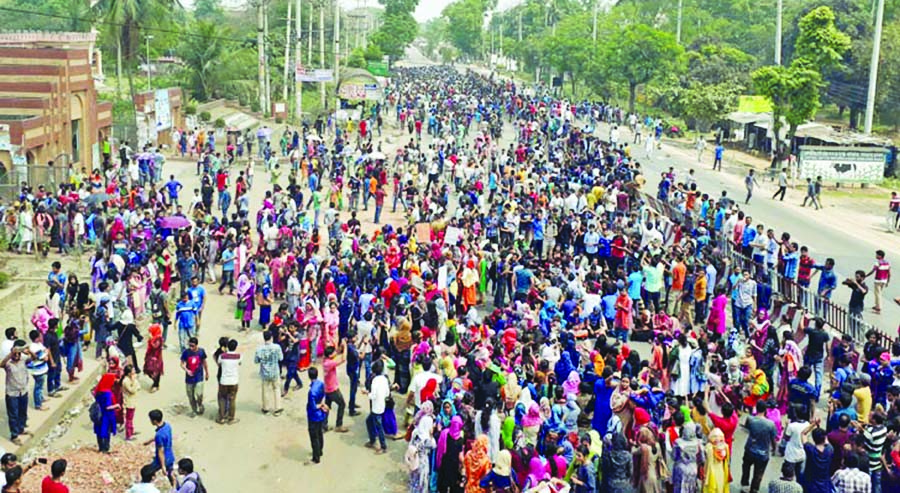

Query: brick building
0;31;112;187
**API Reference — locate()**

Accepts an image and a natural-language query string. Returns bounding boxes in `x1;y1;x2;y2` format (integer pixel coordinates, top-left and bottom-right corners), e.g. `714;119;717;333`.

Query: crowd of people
2;64;900;493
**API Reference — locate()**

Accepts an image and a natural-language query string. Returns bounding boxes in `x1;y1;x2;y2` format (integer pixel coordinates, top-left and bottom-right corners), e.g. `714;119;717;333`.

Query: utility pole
676;0;683;44
295;0;303;122
264;1;271;114
283;1;292;103
592;0;598;45
865;0;885;133
307;2;314;66
144;34;153;91
334;0;340;119
775;0;783;65
320;1;326;109
256;0;266;114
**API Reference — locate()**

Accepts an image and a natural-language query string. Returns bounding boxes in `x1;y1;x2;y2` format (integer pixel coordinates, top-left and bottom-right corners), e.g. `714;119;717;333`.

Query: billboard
798;145;888;183
366;61;389;77
154;89;172;131
296;66;334;82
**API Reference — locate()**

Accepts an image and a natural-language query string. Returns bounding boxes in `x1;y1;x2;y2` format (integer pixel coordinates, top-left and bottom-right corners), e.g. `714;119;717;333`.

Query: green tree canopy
601;24;684;113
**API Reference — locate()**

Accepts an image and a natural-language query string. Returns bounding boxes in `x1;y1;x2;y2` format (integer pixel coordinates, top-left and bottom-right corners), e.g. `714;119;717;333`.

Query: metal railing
640;192;893;347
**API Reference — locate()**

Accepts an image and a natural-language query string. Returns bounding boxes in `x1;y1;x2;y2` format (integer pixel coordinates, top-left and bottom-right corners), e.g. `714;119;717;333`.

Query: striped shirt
863;424;888;472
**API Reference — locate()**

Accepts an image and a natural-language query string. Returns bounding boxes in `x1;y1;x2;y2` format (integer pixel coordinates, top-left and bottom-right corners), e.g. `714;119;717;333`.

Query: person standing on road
216;339;240;424
179;337;208;417
772;168;788;201
745;170;760;204
695;136;706;163
865;250;890;314
254;330;283;416
322;343;348;433
365;359;389;454
306;366;329;464
713;143;724;171
802;177;820;210
741;401;777;493
844;270;869;339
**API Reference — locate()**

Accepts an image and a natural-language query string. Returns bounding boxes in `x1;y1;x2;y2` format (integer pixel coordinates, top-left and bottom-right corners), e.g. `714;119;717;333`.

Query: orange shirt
672;262;686;290
694;275;707;301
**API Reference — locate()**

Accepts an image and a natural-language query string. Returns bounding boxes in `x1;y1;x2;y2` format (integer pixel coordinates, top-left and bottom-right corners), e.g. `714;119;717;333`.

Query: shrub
214;117;226;128
199;111;211;123
0;272;11;289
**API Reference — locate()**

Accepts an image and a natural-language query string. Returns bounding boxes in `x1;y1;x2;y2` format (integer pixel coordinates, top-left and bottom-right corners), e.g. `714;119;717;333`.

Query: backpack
150;290;165;317
185;475;207;493
88;401;102;424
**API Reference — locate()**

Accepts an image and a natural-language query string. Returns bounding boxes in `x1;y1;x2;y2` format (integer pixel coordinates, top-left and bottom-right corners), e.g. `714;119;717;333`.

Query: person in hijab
460;434;491;493
436;415;465;493
602;433;633;493
479;449;517;492
461;259;479;312
672;423;704;493
143;323;164;392
562;370;581;397
438;396;458;428
407;401;436;493
702;428;730;493
391;318;414;394
592;369;616;436
93;373;119;453
522;456;550;490
634;426;664;493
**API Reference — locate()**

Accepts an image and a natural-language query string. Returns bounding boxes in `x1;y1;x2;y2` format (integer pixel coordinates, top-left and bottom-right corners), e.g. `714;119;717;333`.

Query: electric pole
676;0;683;44
308;1;314;66
283;1;292;104
320;1;326;109
864;0;885;133
256;0;266;114
334;0;341;119
144;34;153;91
592;0;598;45
295;0;303;122
775;0;783;65
264;1;271;114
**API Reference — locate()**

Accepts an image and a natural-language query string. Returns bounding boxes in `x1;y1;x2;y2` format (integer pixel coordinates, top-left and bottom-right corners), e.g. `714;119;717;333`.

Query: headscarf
553;351;574;380
395;318;413;351
493;449;513;477
634;407;651;427
563;394;580;433
436;415;464;468
708;428;728;461
501;415;516;450
590;350;604;376
562;370;581;397
148;323;162;341
413;400;434;427
465;435;492;487
522;402;543;428
525;456;550;487
94;372;117;396
437;396;457;427
675;422;701;456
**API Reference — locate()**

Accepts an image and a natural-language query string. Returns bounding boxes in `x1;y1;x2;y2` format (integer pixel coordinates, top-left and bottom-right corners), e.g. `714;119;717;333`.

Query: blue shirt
175;300;197;329
783;252;799;279
153;423;176;468
307;380;327;422
627;271;643;300
815;265;837;296
187;285;206;311
715;145;724;159
741;226;757;248
165;180;182;198
221;249;235;271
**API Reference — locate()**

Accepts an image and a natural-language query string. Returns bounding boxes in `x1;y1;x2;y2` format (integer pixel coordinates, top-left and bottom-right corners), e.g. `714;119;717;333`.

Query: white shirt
127;483;161;493
370;374;390;414
783;421;808;463
410;370;440;407
0;339;14;361
218;352;241;386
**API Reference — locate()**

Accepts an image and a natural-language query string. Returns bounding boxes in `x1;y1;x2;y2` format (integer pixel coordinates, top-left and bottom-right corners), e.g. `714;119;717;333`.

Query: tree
370;0;419;64
601;24;684;113
752;65;822;165
442;0;490;60
792;6;852;72
541;12;592;95
678;83;741;132
347;48;367;68
364;44;384;62
194;0;224;23
178;21;256;103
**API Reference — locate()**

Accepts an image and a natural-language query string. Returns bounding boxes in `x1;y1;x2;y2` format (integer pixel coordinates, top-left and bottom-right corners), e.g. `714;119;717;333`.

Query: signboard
0;124;9;151
154;89;172;131
738;95;773;114
338;83;366;99
799;145;888;183
366;61;389;77
296;66;333;82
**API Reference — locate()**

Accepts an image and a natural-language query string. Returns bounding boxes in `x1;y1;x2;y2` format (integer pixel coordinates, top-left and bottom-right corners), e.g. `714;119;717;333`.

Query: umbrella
83;193;113;205
159;216;192;229
368;151;386;160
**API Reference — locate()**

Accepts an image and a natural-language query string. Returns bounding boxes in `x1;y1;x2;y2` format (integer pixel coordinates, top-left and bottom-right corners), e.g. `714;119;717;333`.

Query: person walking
741;401;778;493
179;337;208;417
306;366;329;464
772;168;788;201
802;178;820;210
144;409;175;487
745;170;760;204
254;330;283;416
713;143;724;171
216;339;240;424
121;365;139;441
865;250;890;314
91;373;118;453
365;359;389;454
322;343;348;433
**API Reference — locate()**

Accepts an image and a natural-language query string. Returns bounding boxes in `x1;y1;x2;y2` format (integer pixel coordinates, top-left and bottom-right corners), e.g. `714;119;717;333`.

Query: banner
798;145;887;183
154;89;172;131
296;66;334;82
366;61;389;77
0;124;9;151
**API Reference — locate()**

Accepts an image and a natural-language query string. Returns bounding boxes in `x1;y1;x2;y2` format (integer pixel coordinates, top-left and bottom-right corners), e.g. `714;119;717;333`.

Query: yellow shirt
854;387;872;423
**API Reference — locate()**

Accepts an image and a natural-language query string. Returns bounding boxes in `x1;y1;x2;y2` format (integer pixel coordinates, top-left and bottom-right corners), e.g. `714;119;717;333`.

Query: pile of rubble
21;442;166;492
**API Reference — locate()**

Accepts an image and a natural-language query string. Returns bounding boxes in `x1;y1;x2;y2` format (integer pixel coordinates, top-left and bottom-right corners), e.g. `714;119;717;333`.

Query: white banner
154;89;172;131
799;146;888;184
0;124;9;151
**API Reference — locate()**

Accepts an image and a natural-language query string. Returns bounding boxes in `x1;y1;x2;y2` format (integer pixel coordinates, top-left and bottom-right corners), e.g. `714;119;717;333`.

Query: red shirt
41;476;69;493
709;412;739;451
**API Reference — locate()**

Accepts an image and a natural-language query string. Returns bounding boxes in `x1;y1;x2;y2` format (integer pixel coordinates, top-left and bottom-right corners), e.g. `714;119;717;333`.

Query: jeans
219;269;235;293
308;420;325;462
5;394;27;439
47;364;61;394
374;205;382;224
810;358;824;399
217;384;238;422
33;374;46;409
325;390;346;428
178;327;196;354
283;363;302;393
646;291;661;312
735;304;753;337
740;452;768;493
872;469;882;493
366;412;387;449
348;371;359;411
185;382;204;414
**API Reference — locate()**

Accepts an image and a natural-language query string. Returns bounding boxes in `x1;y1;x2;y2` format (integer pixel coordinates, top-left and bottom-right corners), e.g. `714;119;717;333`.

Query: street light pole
864;0;885;134
676;0;683;44
592;0;598;45
144;34;153;91
775;0;783;65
